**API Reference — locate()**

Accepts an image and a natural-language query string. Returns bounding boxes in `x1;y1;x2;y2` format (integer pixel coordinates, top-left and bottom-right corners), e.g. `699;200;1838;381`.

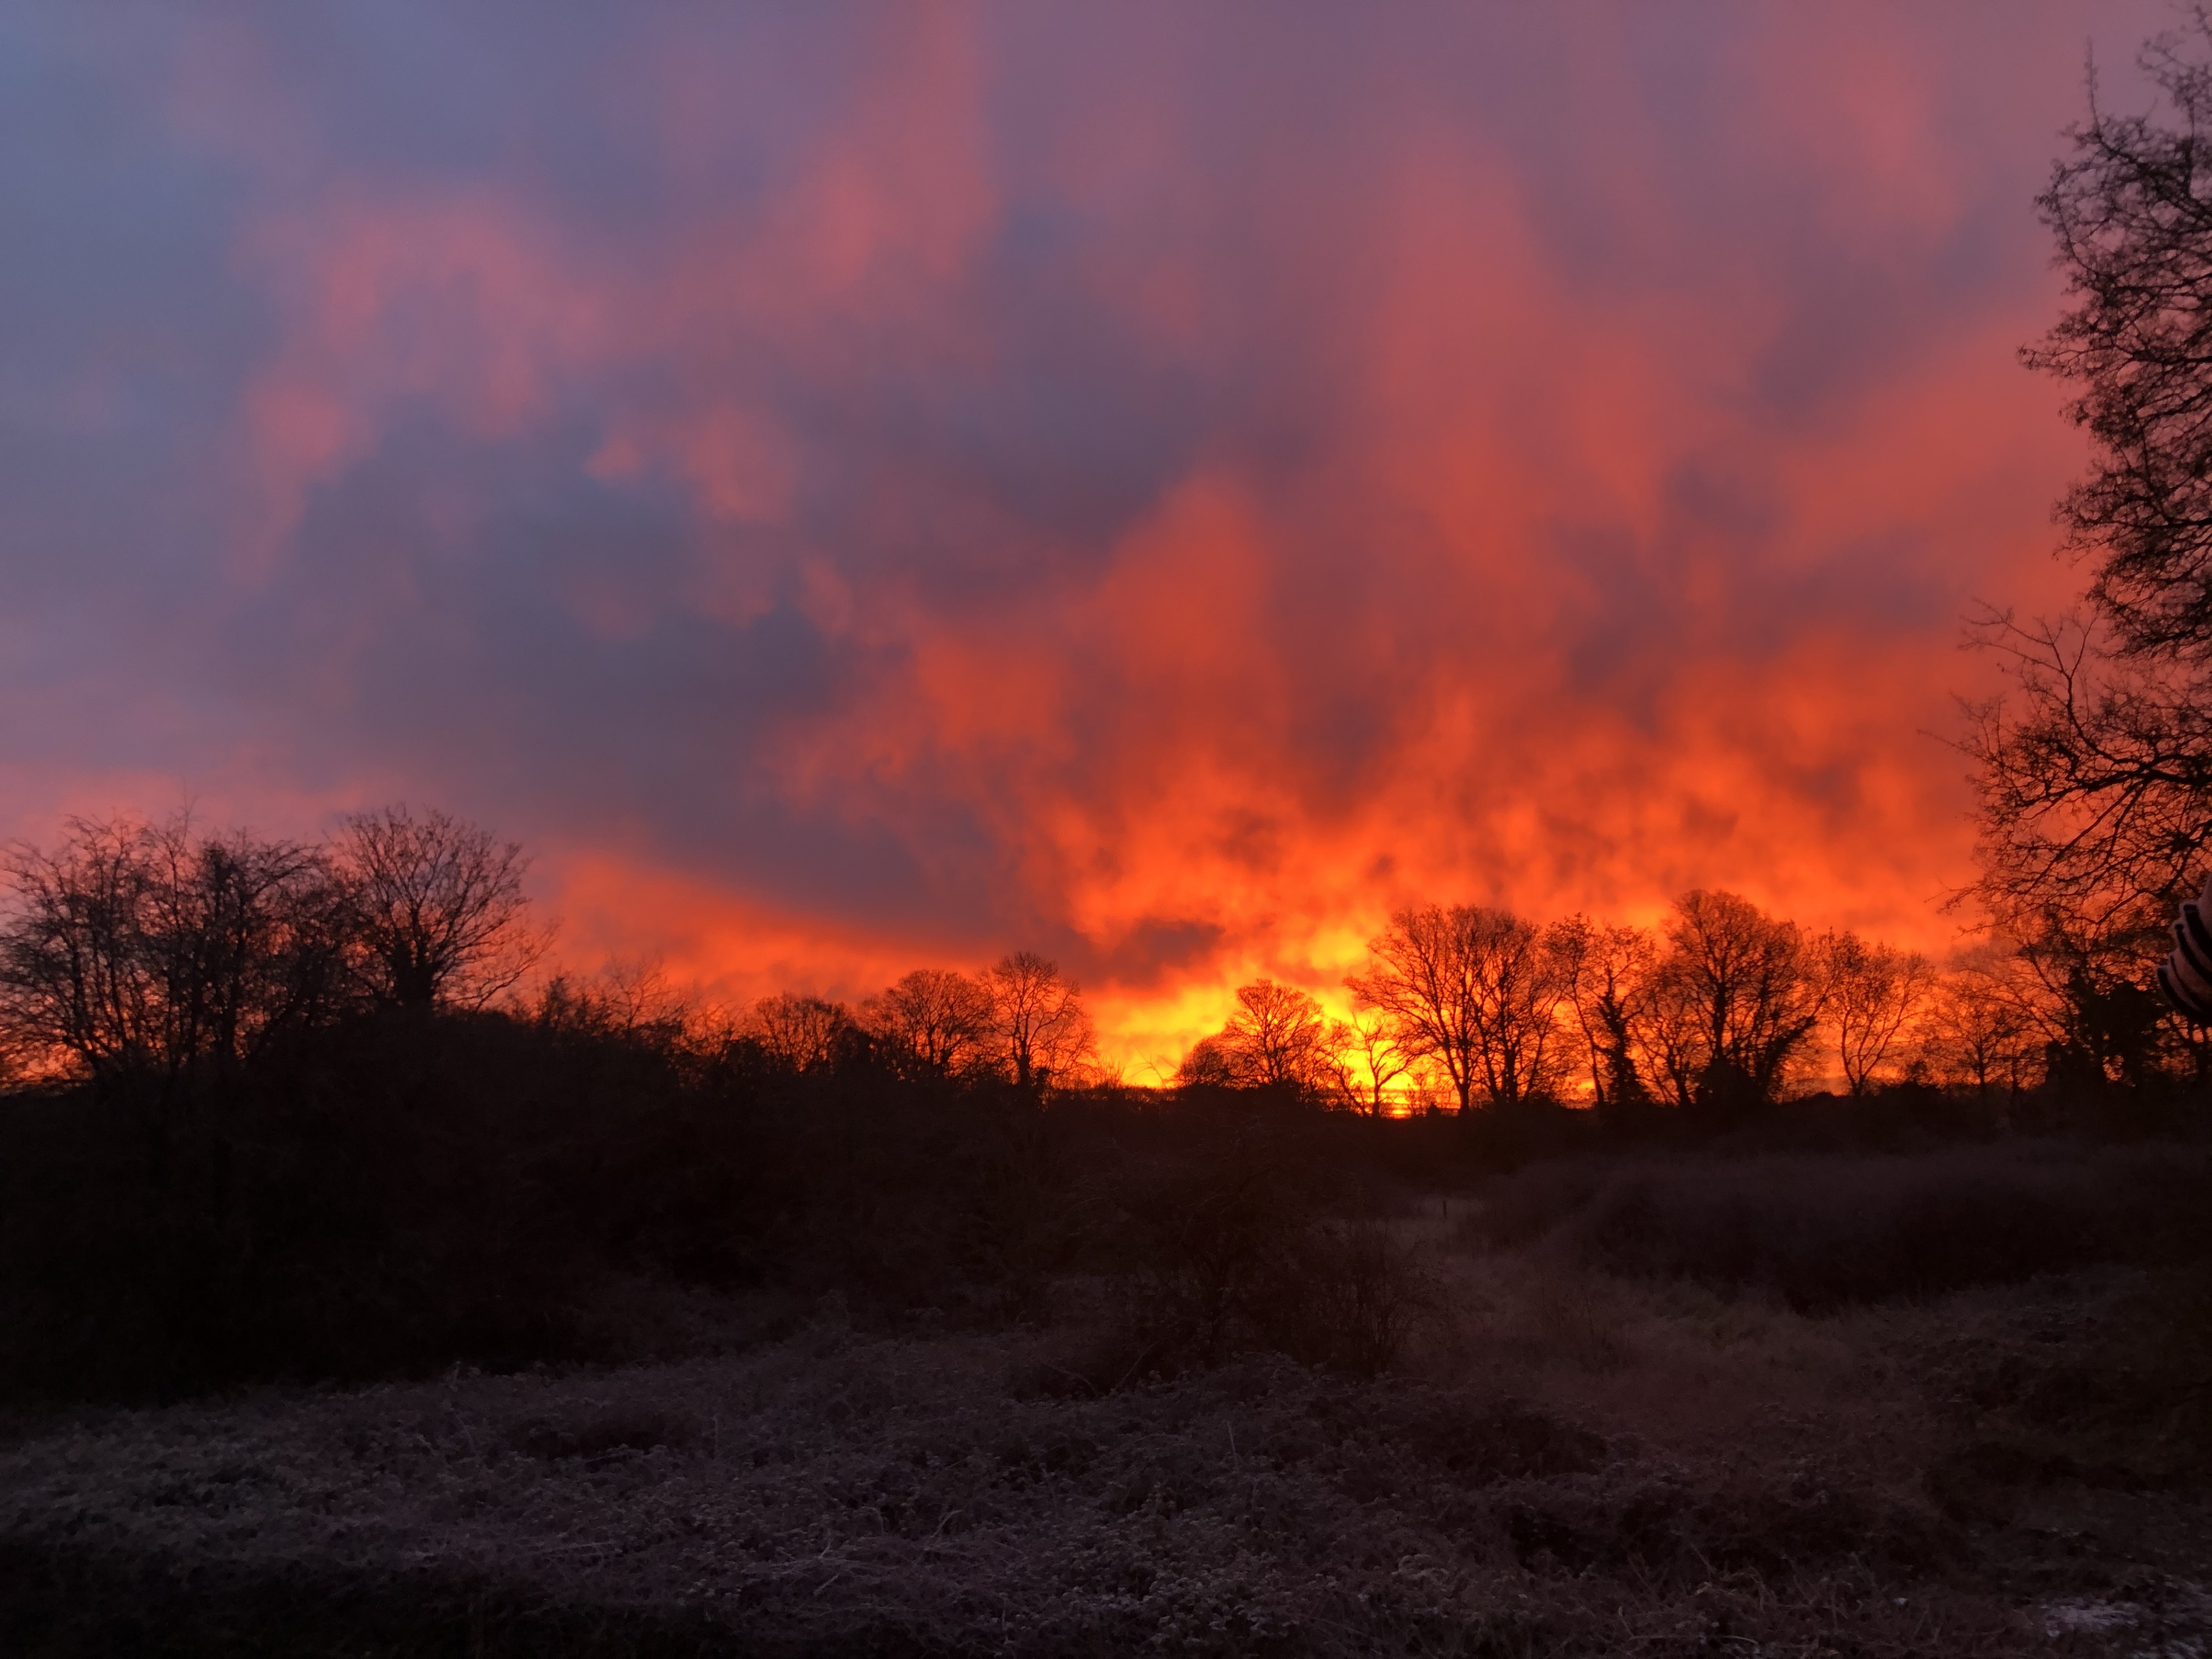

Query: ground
2;1188;2206;1657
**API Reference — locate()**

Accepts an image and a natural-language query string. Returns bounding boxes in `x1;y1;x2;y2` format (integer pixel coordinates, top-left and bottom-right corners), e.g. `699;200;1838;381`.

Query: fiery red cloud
0;2;2178;1070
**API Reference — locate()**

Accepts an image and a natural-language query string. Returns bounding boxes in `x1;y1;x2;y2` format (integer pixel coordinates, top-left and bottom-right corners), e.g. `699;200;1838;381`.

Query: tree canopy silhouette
861;968;997;1080
1822;933;1934;1099
1953;22;2212;1087
1967;24;2212;966
1345;905;1569;1112
1176;979;1331;1093
986;951;1096;1088
1657;890;1823;1118
2031;22;2212;661
338;806;542;1009
0;815;343;1089
749;991;857;1074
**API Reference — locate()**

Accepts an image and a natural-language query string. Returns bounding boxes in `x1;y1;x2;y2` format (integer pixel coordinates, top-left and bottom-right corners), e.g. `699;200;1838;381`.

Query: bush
0;1014;1468;1402
1097;1114;1439;1379
1467;1143;2209;1311
0;1009;1101;1401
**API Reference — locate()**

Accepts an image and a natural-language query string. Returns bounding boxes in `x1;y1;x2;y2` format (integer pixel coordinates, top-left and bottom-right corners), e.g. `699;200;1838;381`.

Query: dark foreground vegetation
2;959;2209;1654
0;1225;2204;1656
0;804;2204;1656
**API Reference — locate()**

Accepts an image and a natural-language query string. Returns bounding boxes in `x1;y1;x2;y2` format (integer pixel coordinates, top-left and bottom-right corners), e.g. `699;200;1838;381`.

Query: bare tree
1347;905;1568;1111
1464;909;1572;1106
749;992;856;1074
1920;952;2041;1106
0;815;342;1088
861;968;996;1079
1211;979;1330;1090
1346;906;1483;1113
1549;915;1655;1110
336;806;543;1008
1629;953;1711;1110
986;951;1096;1089
1821;932;1936;1097
1960;616;2212;934
1654;890;1823;1116
0;819;162;1081
2029;21;2212;662
1954;622;2212;1081
1961;24;2212;1012
1322;1009;1416;1115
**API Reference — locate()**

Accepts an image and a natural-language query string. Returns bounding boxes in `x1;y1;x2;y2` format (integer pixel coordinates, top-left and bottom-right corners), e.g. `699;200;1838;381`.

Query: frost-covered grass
4;1224;2206;1657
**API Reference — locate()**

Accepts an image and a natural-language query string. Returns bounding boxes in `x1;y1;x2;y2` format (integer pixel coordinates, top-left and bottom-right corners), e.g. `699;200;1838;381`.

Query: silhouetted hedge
5;1001;2201;1404
0;1015;1468;1402
0;1009;1109;1401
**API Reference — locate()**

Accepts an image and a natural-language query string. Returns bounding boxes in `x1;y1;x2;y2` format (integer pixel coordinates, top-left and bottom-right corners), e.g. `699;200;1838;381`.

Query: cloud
0;0;2175;1064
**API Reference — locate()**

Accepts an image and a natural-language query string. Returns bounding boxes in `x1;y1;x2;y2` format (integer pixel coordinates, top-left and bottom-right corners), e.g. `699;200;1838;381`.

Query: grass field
3;1145;2207;1657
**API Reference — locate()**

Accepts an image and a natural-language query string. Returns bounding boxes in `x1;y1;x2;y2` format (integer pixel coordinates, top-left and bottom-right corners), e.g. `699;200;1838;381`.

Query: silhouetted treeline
0;812;1451;1401
0;809;2200;1406
0;806;541;1094
0;1003;1486;1400
1180;890;2211;1134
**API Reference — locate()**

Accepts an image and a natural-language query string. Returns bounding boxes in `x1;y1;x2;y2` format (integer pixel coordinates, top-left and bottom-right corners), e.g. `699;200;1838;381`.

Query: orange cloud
3;4;2176;1074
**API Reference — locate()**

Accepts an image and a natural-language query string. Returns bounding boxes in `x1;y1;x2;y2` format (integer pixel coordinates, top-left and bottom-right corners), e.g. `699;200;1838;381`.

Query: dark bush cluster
0;1005;1483;1401
0;1006;1075;1399
4;988;2201;1402
1468;1143;2212;1310
1085;1103;1440;1381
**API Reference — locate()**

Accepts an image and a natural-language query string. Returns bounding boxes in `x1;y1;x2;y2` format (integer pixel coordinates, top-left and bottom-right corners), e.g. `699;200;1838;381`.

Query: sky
0;2;2185;1073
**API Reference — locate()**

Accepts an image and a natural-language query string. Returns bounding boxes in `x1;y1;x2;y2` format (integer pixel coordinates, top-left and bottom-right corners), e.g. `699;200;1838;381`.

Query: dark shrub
1470;1144;2208;1311
0;1008;1097;1401
1096;1110;1439;1379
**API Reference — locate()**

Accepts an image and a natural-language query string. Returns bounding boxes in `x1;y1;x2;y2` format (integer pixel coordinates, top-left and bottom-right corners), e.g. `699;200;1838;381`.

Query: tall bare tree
1549;915;1655;1110
1464;909;1572;1106
1346;906;1484;1113
1821;932;1936;1097
861;968;996;1078
2030;21;2212;662
1965;24;2212;1027
1322;1009;1416;1115
1629;953;1710;1110
986;951;1096;1089
1655;890;1823;1116
336;806;542;1008
1347;905;1568;1111
1213;979;1330;1090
